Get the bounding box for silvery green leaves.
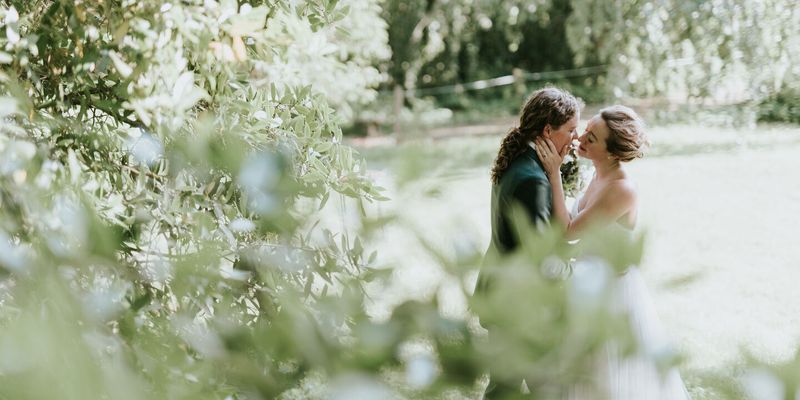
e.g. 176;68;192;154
222;3;269;37
254;1;389;122
0;1;389;398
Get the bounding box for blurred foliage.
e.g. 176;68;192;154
757;85;800;124
382;0;575;90
10;0;797;398
370;0;585;130
0;0;388;397
371;0;800;129
0;0;686;399
567;0;800;101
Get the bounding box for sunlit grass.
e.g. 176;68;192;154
354;123;800;397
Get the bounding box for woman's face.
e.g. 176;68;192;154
577;115;611;160
545;115;579;152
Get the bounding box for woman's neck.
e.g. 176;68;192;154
592;158;622;180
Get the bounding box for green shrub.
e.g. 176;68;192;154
758;86;800;124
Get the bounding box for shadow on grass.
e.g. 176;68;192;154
684;366;747;400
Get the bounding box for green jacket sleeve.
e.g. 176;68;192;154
511;178;551;232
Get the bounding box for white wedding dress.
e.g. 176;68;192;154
566;200;691;400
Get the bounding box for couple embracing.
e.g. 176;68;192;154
477;88;691;399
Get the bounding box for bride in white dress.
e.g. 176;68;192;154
533;105;690;400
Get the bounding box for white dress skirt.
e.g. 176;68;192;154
566;200;691;400
566;264;691;400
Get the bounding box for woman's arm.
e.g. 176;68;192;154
533;137;571;232
534;138;635;239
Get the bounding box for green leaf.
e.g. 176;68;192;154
0;51;13;64
0;97;20;118
315;141;333;153
227;6;268;37
269;83;278;101
319;190;330;209
108;51;132;78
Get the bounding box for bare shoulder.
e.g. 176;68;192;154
597;178;637;207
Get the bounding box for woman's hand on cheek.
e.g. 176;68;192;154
534;138;563;179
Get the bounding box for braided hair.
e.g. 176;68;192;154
490;87;579;184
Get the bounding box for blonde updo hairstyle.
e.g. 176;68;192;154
600;105;648;162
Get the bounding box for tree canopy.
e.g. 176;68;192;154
379;0;799;104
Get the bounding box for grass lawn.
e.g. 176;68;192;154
350;123;800;399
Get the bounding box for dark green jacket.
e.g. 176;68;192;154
476;147;552;294
489;146;553;254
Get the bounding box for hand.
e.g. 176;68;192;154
533;137;569;179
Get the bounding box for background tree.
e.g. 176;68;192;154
376;0;799;124
382;0;576;88
566;0;800;101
